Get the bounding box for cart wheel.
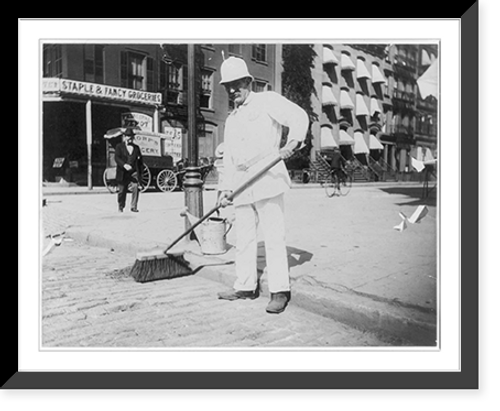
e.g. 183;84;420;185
103;169;118;194
156;169;177;192
139;164;151;192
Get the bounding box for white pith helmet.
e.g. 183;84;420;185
219;56;254;84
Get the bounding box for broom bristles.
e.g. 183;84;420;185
130;252;193;283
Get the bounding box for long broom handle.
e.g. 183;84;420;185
164;154;284;254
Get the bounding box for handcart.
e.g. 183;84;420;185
102;127;216;193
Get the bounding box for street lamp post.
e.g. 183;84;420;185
183;44;204;230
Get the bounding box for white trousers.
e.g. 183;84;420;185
233;193;290;293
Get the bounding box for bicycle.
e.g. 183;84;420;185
322;169;353;197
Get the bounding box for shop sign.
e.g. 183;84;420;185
52;157;65;168
121;112;153;131
42;78;162;105
134;134;161;157
162;127;183;162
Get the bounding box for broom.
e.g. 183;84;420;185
129;154;286;283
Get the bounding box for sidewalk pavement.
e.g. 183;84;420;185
41;180;438;346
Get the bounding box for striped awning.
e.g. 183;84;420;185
371;64;387;85
355;94;370;117
322;85;338;106
340;53;355;71
421;49;432;66
353;131;369;154
339;129;355;145
356;58;371;80
369;134;384;150
417;59;438;99
340;89;354;109
323;46;339;65
370;97;382;116
320;126;339;149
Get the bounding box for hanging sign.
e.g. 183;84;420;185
121;113;153;131
162;127;183;162
134;134;161;157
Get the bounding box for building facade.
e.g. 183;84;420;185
311;42;438;180
41;43;279;187
41;42;437;187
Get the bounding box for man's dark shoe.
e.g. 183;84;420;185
217;289;258;301
131;208;139;212
266;292;290;314
118;207;124;213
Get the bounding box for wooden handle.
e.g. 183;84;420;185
227;155;283;201
164;154;283;254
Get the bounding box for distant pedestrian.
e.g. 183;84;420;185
115;128;143;213
216;56;309;314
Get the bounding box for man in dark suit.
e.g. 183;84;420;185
115;128;143;212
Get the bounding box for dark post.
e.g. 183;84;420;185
183;44;204;229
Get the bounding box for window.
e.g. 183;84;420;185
200;69;214;109
252;44;267;63
228;44;242;55
146;57;154;91
43;45;63;78
84;45;104;83
252;79;270;93
121;51;148;90
161;63;187;105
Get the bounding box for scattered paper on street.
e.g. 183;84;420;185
394;206;429;231
408;205;428;224
393;212;408;231
393;219;407;232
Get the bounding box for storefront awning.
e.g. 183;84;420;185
320;126;339;149
340;89;354;109
370;97;382;116
421;49;432;66
322;85;338;106
339;129;355;145
355;94;370;117
340;53;355;71
371;64;387;85
323;47;339;65
369;134;384;150
353;131;369;154
423;147;436;163
356;58;371;80
417;59;438;99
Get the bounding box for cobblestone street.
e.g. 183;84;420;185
42;239;392;348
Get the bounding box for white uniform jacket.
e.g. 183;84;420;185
218;91;309;206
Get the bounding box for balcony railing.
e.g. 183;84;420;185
393;89;415;102
416;98;438;110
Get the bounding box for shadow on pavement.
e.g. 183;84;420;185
379;185;437;207
256;243;313;273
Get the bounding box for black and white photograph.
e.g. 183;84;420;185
12;13;485;399
39;40;439;349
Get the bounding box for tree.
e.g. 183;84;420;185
281;44;318;170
